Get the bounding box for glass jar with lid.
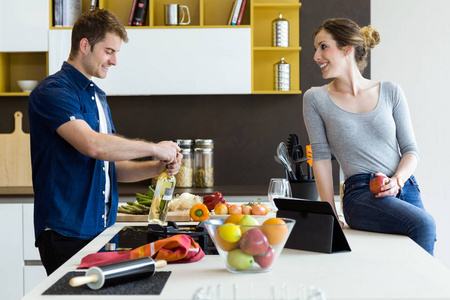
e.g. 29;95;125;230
176;139;193;150
194;139;214;149
194;147;214;188
175;148;193;188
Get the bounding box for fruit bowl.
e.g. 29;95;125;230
204;216;295;273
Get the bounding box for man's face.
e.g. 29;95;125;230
81;32;122;79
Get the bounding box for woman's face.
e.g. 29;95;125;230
313;29;348;79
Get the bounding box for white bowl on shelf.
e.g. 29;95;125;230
17;80;38;93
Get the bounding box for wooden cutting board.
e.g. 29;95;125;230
117;210;192;222
0;111;32;187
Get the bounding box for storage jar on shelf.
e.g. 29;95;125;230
175;148;193;188
194;147;214;188
274;57;290;91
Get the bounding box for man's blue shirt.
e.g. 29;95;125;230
28;61;118;241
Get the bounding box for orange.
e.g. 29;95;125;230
225;213;245;225
214;228;239;252
262;218;288;246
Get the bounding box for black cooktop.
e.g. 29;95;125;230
101;222;217;255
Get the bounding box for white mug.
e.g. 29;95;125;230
165;4;190;25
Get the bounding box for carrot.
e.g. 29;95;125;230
190;203;210;222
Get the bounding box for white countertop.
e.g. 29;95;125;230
23;222;450;300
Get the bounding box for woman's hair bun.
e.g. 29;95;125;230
361;25;380;51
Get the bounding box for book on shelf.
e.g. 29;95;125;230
236;0;247;25
90;0;97;10
128;0;138;26
53;0;63;27
130;0;149;26
228;0;238;25
62;0;82;27
230;0;243;26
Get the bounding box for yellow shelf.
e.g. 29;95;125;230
1;0;301;96
251;0;301;94
0;52;48;94
254;3;302;8
140;25;251;29
253;90;302;94
254;46;302;51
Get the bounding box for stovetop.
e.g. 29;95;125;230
101;222;217;255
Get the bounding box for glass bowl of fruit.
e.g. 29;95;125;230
204;215;295;273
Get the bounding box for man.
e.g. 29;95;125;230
28;9;182;275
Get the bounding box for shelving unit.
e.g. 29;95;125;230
251;0;302;94
0;0;49;95
0;52;48;96
0;0;301;96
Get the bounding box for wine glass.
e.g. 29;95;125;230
268;178;292;211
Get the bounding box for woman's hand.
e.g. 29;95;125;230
374;172;401;198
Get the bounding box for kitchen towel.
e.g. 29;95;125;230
78;234;204;269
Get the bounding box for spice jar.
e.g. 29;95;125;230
194;147;214;188
175;148;193;187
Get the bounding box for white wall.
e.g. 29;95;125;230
371;0;450;268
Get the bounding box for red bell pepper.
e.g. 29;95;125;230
203;191;225;211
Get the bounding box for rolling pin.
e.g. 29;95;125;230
69;257;167;290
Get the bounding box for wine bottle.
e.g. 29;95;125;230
148;171;176;226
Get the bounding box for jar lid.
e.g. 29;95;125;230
176;139;193;146
194;139;214;146
180;148;192;154
194;148;213;153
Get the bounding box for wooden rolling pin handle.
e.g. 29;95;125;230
155;259;167;269
69;274;98;287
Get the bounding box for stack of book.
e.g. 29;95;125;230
228;0;248;25
53;0;82;27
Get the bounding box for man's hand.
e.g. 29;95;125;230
166;152;183;176
152;141;180;163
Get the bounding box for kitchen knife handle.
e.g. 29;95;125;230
69;274;98;287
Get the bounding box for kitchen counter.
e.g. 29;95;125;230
23;222;450;300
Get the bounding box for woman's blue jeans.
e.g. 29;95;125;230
343;173;436;255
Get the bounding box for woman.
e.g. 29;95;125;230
303;18;436;255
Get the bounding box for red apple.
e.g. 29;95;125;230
239;228;269;256
370;175;390;194
254;246;276;268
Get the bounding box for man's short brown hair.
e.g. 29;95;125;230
69;9;128;60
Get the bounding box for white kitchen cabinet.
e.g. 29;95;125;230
23;204;41;260
23;204;47;295
0;0;49;52
48;28;251;95
24;265;47;295
0;204;24;300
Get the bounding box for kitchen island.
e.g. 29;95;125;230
22;222;450;300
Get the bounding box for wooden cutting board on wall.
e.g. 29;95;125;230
0;111;32;187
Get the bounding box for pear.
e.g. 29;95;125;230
227;249;254;270
238;214;259;234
